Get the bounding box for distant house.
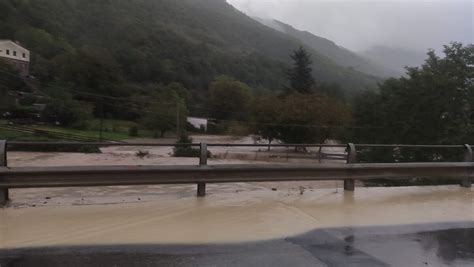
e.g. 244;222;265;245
187;117;208;132
0;40;30;77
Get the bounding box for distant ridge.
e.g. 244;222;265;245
254;17;399;78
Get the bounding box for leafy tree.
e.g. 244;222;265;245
318;82;345;102
208;76;252;121
140;84;187;138
0;59;28;112
253;95;281;148
353;43;474;161
278;93;351;144
286;46;315;94
0;58;28;91
41;86;92;128
252;92;351;145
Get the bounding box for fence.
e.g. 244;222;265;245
0;141;472;205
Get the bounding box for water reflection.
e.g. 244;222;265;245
418;228;474;264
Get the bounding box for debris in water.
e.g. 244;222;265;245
136;150;150;159
299;186;305;195
271;188;277;191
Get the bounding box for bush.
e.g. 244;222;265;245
173;133;211;158
173;133;199;157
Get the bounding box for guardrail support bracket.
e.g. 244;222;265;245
0;189;8;206
197;183;206;197
344;143;357;192
198;143;208;197
462;144;472;188
344;180;355;192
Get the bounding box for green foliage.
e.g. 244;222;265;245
353;43;474;162
208;76;252;121
253;94;351;144
253;95;281;143
0;86;15;113
140;83;188;137
41;86;92;128
128;126;138;137
277;94;352;143
173;133;201;158
0;59;29;110
286;47;315;94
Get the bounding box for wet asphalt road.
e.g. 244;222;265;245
1;222;473;267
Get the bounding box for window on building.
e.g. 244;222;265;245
6;50;9;55
22;53;26;58
13;51;17;56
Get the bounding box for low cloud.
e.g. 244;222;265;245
228;0;473;52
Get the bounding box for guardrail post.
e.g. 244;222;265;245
197;143;207;197
0;140;8;206
462;144;472;188
344;143;356;191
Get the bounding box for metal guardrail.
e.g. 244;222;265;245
1;163;472;188
5;141;468;149
6;141;346;148
0;141;472;205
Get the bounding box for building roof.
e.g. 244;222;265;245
0;40;29;51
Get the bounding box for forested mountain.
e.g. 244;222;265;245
360;46;427;76
0;0;379;95
255;18;398;78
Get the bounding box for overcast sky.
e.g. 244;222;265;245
227;0;473;52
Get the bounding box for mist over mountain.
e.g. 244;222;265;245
255;17;399;78
228;0;473;53
360;46;428;76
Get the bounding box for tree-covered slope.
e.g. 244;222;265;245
0;0;379;93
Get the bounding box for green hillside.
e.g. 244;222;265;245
0;0;379;94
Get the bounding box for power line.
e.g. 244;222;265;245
0;69;434;130
210;118;383;129
0;69;248;116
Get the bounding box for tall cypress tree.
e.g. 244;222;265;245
286;46;315;94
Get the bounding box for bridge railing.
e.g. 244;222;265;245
0;140;472;205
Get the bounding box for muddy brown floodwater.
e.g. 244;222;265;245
1;137;473;255
1;185;473;249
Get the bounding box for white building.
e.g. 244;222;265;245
187;117;208;132
0;40;30;76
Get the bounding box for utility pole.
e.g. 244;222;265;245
176;100;180;138
99;99;104;142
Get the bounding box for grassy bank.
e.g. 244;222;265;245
0;119;155;142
